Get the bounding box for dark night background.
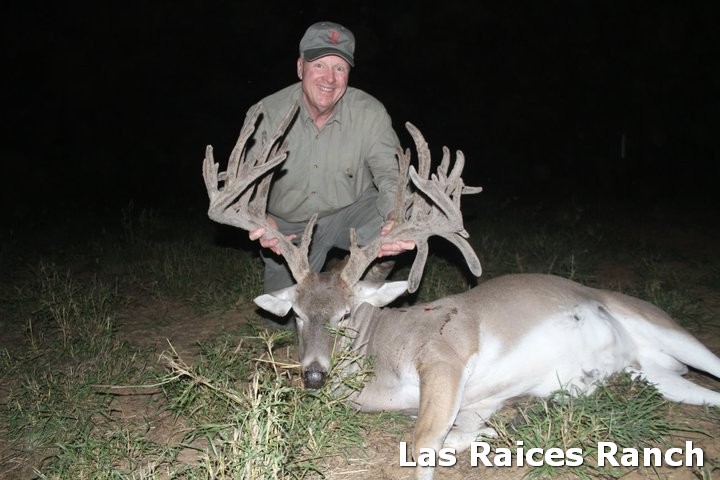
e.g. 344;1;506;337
3;1;719;226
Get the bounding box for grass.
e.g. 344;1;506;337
0;262;154;479
489;373;686;479
0;198;718;479
157;325;385;479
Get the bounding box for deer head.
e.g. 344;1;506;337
203;102;482;388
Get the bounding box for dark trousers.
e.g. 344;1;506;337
262;189;387;292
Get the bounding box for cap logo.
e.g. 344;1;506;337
327;30;341;44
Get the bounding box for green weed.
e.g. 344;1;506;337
489;373;691;479
158;326;383;479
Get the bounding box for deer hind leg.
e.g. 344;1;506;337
627;350;720;406
634;364;720;406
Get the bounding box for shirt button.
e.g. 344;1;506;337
310;191;316;196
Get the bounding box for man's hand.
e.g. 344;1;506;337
378;218;416;258
248;216;296;256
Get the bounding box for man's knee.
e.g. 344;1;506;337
261;252;295;293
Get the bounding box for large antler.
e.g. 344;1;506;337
340;122;483;293
202;103;315;283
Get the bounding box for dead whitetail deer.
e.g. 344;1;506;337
204;103;720;479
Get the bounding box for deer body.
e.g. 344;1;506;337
203;104;720;479
346;273;720;413
267;273;720;461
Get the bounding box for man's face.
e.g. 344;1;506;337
297;54;350;119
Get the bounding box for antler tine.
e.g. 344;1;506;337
226;103;262;182
340;121;483;292
392;146;412;225
413;124;432;180
203;103;313;283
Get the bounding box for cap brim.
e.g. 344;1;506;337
303;47;354;67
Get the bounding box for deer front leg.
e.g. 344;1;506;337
443;403;501;451
412;359;467;480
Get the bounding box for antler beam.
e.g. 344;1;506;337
202;103;315;283
341;122;483;292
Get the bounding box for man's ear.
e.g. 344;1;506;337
296;57;304;79
254;285;297;317
352;280;408;307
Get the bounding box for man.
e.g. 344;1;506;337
246;21;414;293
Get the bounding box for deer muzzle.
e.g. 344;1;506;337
302;361;328;389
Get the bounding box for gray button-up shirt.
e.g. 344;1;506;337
245;83;400;223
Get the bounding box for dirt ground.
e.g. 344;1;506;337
112;249;720;480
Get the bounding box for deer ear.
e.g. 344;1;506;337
353;280;408;307
254;285;297;317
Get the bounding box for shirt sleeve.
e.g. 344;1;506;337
365;108;401;220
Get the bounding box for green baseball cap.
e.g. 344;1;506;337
299;21;355;67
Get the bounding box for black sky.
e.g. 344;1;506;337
3;1;719;217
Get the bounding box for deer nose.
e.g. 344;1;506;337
303;362;328;389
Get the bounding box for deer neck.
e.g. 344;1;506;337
349;302;384;344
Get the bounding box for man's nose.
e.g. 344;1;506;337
322;69;336;83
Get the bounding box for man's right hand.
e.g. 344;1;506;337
248;216;296;256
